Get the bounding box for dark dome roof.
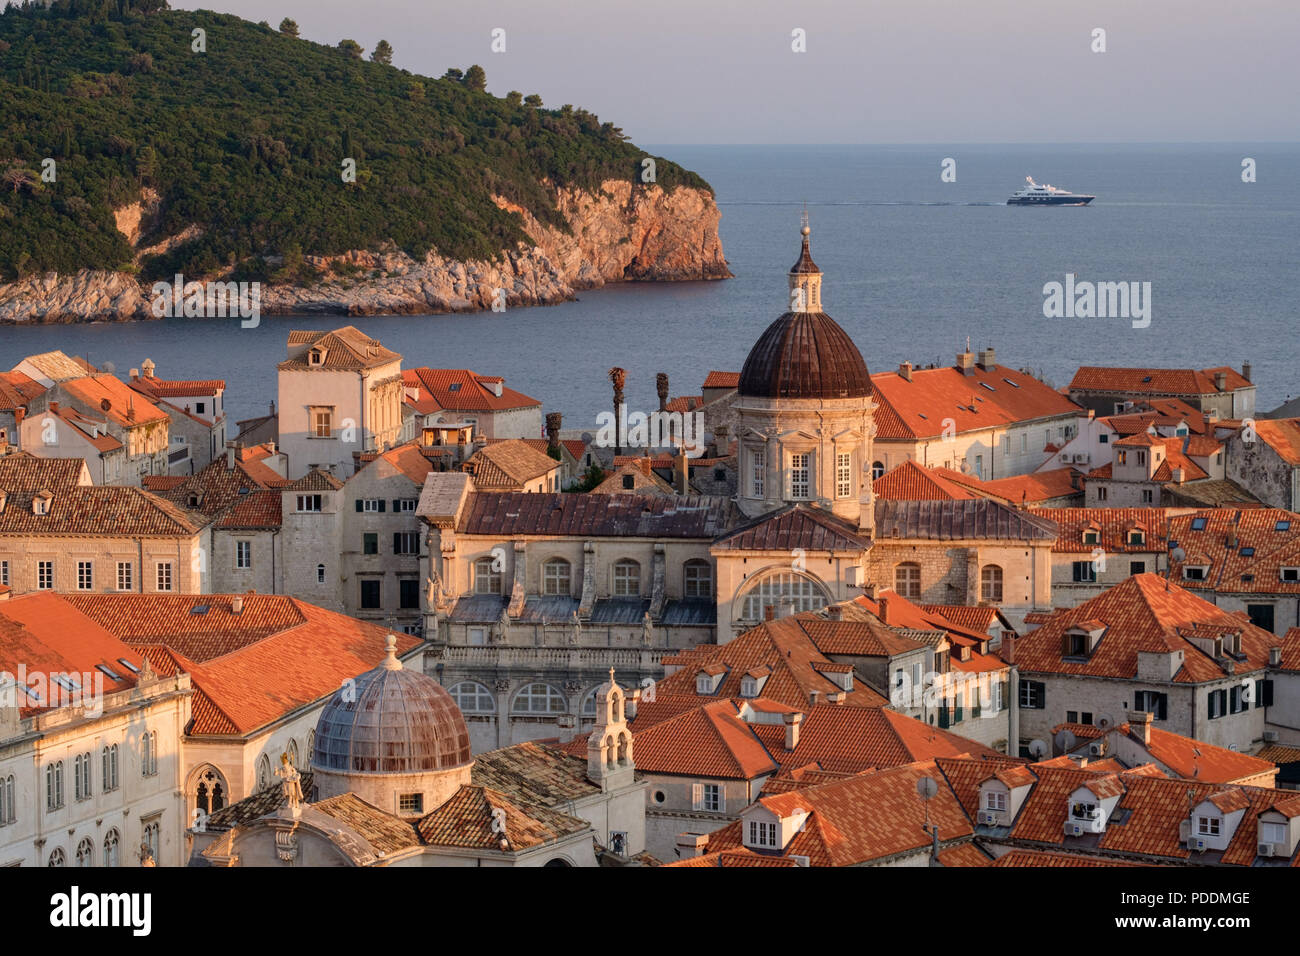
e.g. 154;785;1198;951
313;646;471;774
790;233;820;274
738;311;872;399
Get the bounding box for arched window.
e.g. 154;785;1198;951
612;559;641;597
286;739;299;769
48;847;65;867
738;571;830;621
683;560;713;599
104;829;120;867
76;837;94;867
257;754;272;791
102;744;119;792
143;822;159;861
542;558;572;596
474;557;502;594
895;562;922;599
581;687;599;717
981;564;1004;603
306;730;315;768
316;564;326;584
195;766;228;814
449;681;496;714
46;761;64;810
511;682;567;715
872;461;885;480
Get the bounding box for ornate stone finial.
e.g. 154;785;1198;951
381;633;402;671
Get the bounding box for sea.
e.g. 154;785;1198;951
4;144;1298;432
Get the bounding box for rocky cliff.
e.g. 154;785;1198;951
0;180;729;324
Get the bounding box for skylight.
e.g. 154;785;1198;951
1191;517;1207;531
1240;547;1255;557
1002;378;1021;388
118;658;140;673
980;382;996;392
1277;520;1292;532
96;664;121;681
190;604;210;615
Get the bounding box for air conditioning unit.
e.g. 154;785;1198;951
1192;838;1208;852
790;854;811;867
1064;821;1084;837
1264;731;1280;743
1258;843;1275;858
1088;741;1106;756
978;811;999;826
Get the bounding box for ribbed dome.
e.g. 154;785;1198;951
313;646;471;774
738;311;872;399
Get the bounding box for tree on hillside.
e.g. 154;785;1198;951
442;67;463;82
371;39;393;65
524;93;542;107
278;18;299;38
505;90;522;108
463;64;486;91
338;39;363;59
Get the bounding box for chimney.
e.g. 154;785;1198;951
626;688;640;721
1242;362;1253;383
898;361;913;382
779;597;796;619
956;350;975;376
545;412;562;456
808;690;821;708
675;833;708;860
877;595;889;623
825;604;842;622
1171;466;1185;484
977;346;997;371
673;447;689;495
862;582;878;600
130;368;140;381
1271;646;1282;667
764;605;775;622
1128;710;1152;745
231;594;244;614
225;442;236;468
656;372;669;412
1214;371;1227;392
49;401;60;414
828;691;846;705
142;358;155;379
1002;634;1016;665
783;712;802;750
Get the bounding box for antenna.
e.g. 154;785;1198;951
916;776;938;835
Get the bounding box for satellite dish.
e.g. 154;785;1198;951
1096;713;1115;730
1053;729;1076;753
1028;739;1048;759
102;360;116;374
100;398;112;412
916;777;938;800
1170;546;1187;563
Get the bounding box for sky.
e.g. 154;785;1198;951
176;0;1297;144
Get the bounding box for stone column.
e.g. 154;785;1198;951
494;678;512;749
578;541;596;619
649;544;666;619
507;538;527;617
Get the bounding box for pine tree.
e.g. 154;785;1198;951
371;39;392;66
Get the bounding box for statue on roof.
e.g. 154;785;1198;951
276;751;304;814
641;611;655;647
568;610;582;646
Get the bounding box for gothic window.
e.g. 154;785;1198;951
143;821;160;861
895;562;922;599
287;739;299;769
48;847;65;867
738;571;830;621
258;754;272;790
0;774;13;824
104;829;120;867
511;683;567;715
102;744;119;791
981;565;1004;603
613;559;641;597
683;560;712;599
76;838;94;867
542;558;571;595
449;681;496;714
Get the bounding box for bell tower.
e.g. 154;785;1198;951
789;210;823;313
587;669;635;791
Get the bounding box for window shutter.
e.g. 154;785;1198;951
1134;691;1143;710
378;499;386;512
692;784;703;811
1157;694;1168;721
355;499;363;512
393;533;402;554
717;790;725;814
392;498;401;511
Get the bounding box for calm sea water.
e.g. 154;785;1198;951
3;144;1297;431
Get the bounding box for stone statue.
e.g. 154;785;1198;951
493;605;510;643
425;574;438;606
641;612;654;647
276;752;304;813
138;842;155;867
568;610;582;646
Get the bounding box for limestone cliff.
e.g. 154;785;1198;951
0;180;729;324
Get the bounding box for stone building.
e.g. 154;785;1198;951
1225;418;1300;512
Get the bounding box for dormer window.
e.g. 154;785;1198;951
33;492;52;515
308;347;327;366
1128;531;1145;547
696;668;724;695
985;790;1006;811
1183;565;1208;581
1082;529;1099;545
1281;566;1300;583
740;676;758;697
747;820;778;848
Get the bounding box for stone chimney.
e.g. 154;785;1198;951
808;689;821;707
656;372;669;413
545;412;562;456
1214;371;1227;392
877;595;890;623
956;349;975;376
1001;634;1016;665
1243;362;1253;383
231;594;244;614
1271;646;1283;667
977;346;997;372
673;448;689;495
825;604;842;622
225;441;236;468
898;361;913;382
764;604;776;622
783;712;802;750
626;687;640;721
1171;466;1185;484
676;833;708;859
142;358;155;379
1128;710;1152;745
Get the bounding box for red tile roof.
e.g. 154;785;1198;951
279;327;401;371
1253;419;1300;466
871;363;1081;441
1014;574;1272;683
0;371;46;411
0;485;200;536
702;371;740;389
872;460;982;501
59;375;169;427
0;453;90;489
1070;366;1252;397
980;467;1083;504
1036;507;1174;553
403;367;540;413
462;439;559;489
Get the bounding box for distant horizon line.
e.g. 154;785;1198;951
642;141;1300;148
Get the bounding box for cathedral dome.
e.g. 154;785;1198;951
313;636;472;774
737;220;872;400
738;311;872;399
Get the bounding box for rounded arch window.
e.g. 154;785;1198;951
195;766;227;814
612;559;641;597
738;570;830;621
581;686;600;716
104;829;121;867
449;680;496;714
895;562;922;599
872;461;886;480
511;682;567;715
981;564;1004;603
257;754;272;791
316;564;326;584
542;558;572;596
286;738;299;769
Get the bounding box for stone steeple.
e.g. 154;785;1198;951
788;210;822;313
586;668;635;792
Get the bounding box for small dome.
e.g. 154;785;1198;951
313;638;471;774
738;311;872;399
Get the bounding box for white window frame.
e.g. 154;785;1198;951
37;560;54;590
116;561;133;591
542;559;571;596
835;451;852;498
751;446;766;497
789;452;810;499
155;562;173;592
613;559;641;597
235;540;252;570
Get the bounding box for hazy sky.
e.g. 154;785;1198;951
178;0;1297;144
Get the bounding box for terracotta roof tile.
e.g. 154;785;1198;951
278;327;400;371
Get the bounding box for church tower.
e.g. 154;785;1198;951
789;210;823;312
586;669;635;792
